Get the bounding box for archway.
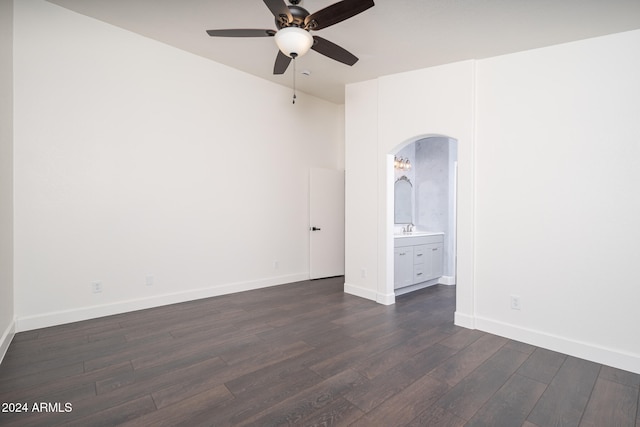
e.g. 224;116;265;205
384;134;458;299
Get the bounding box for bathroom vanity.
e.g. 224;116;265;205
394;232;444;290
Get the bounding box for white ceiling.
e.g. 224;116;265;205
47;0;640;104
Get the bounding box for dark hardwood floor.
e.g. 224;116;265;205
1;277;638;426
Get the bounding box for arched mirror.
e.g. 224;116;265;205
394;176;413;224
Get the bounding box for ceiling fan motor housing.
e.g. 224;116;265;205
275;5;311;29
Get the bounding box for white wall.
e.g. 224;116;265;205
345;30;640;373
475;30;640;373
345;61;476;310
344;80;380;301
0;0;15;361
13;0;343;330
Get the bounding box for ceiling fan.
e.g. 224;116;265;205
206;0;375;75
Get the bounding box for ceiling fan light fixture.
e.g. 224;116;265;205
274;27;313;58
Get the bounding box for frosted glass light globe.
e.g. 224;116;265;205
275;27;314;58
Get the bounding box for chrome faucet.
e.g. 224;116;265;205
404;223;414;233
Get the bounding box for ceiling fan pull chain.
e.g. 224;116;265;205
292;53;297;104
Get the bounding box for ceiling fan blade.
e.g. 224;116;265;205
206;29;276;37
273;50;292;74
305;0;374;31
311;36;358;66
263;0;293;24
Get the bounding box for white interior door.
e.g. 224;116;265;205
309;168;345;279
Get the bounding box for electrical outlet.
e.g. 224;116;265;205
273;261;279;270
510;295;521;310
145;275;154;286
361;268;367;278
91;281;102;294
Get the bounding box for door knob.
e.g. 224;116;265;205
310;227;321;231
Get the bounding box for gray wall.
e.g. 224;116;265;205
415;137;457;278
416;138;450;231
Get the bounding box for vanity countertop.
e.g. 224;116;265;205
394;231;444;238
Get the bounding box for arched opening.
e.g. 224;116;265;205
386;134;458;298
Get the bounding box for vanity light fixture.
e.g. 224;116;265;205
394;156;411;171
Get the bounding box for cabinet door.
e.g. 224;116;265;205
394;246;414;289
429;243;444;279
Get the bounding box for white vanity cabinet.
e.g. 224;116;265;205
394;233;444;290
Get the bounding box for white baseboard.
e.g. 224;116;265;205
394;276;456;299
344;282;378;302
454;311;476;329
0;319;15;365
15;273;308;332
475;315;640;375
376;291;395;305
343;282;396;305
395;279;439;296
438;275;456;286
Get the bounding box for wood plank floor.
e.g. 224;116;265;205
1;277;639;426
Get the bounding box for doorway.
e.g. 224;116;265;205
388;136;458;296
309;168;345;279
